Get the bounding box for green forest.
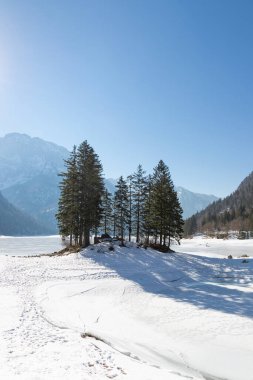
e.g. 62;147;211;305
184;171;253;238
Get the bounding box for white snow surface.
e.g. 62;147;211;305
0;239;253;379
172;237;253;258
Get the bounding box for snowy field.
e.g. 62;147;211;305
0;238;253;379
172;237;253;258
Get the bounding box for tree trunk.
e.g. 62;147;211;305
159;231;162;246
104;214;107;234
147;230;150;244
128;225;131;242
136;198;141;242
84;227;90;247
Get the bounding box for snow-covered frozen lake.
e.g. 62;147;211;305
0;238;253;379
0;235;64;256
172;237;253;258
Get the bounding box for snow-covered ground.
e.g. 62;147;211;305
172;237;253;258
0;235;64;256
0;238;253;379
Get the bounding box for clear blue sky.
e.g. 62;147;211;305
1;0;253;197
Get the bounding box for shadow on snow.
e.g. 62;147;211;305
81;244;253;319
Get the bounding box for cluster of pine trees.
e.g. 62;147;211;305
57;141;184;249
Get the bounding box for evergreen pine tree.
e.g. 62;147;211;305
76;141;104;247
127;175;133;242
147;160;183;249
56;146;79;246
114;176;129;243
167;187;184;246
100;189;113;235
131;165;148;243
143;175;153;244
57;141;104;247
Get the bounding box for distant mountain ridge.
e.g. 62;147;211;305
0;133;69;233
0;133;219;235
0;191;51;236
0;133;68;189
2;173;61;232
176;186;218;219
184;171;253;236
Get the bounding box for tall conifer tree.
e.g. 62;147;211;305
100;189;113;235
56;146;79;245
114;176;129;242
146;160;183;248
132;165;147;242
127;175;133;242
57;141;104;247
76;141;104;246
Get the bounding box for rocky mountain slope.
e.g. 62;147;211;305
176;186;218;219
0;191;51;236
0;133;68;189
0;133;68;233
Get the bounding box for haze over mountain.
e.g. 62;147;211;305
0;133;69;189
0;133;218;234
176;187;218;219
0;133;68;233
0;191;51;236
184;171;253;236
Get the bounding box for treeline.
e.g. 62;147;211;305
57;140;184;248
184;171;253;236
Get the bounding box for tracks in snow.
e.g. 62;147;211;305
0;256;126;379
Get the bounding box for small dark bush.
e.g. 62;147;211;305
149;243;171;253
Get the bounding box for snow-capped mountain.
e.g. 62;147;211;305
176;186;218;219
104;178;118;194
0;133;69;233
0;133;69;190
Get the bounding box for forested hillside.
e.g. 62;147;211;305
184;171;253;236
